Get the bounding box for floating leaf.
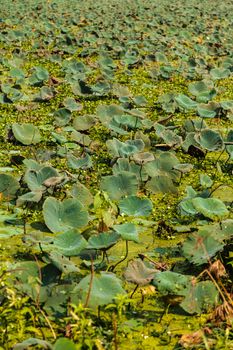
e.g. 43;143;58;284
43;197;89;233
175;94;197;110
73;114;96;131
100;171;138;200
12;123;41;145
24;166;58;191
75;272;126;309
53;230;88;256
67;153;92;170
153;271;193;296
182;230;224;265
146;175;177;194
54;108;72;126
113;223;139;242
192;197;228;220
87;231;120;250
13;338;52;350
69;182;93;207
119;196;153;217
195;129;224;151
0;174;20;199
210;67;230;80
45;251;80;274
180;281;219;314
197;102;219;118
54;338;76;350
199;174;213;188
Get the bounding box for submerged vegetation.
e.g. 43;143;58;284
1;0;233;348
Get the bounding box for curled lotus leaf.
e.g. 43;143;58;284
194;129;224;151
197;102;219;118
175;94;197;110
210;67;231;80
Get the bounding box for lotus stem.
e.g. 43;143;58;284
110;240;129;272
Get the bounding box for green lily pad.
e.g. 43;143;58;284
113;223;139;242
175;94;197;110
24;166;58;191
43;197;89;233
75;272;126;309
87;231;120;250
195;129;224;151
100;171;139;200
192;197;229;220
153;271;193;296
53;230;88;256
119;196;153;217
182;230;224;265
180;281;219;314
12;123;41;145
0;174;20;199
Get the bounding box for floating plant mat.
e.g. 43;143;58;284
1;0;233;348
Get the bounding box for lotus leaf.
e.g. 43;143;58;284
17;191;42;206
153;271;193;296
12;123;41;145
54;108;72;126
13;338;52;350
75;272;126;309
87;231;120;250
73;114;96;131
67;153;92;170
146;175;177;194
71;130;92;146
113;223;139;242
124;259;157;285
119;196;153;217
199;174;213;188
192;197;228;220
182;230;224;265
175;94;197;110
226;130;233;160
100;171;139;200
24;166;58;191
197;102;219;118
180;281;219;314
113;158;148;181
195;129;224;151
69;182;93;207
0;173;20;199
188;80;216;102
52;230;87;256
43;197;89;233
210;67;230;80
64;97;82;111
54;338;76;350
44;251;80;274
